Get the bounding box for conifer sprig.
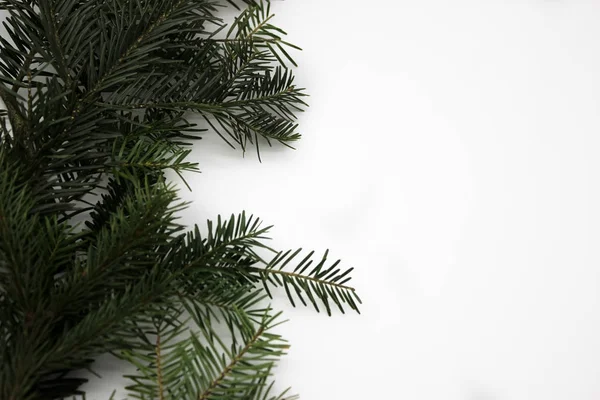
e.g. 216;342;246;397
0;1;359;399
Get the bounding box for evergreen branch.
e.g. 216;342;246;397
83;177;135;234
227;1;299;67
46;272;175;371
10;49;36;92
109;137;199;189
189;307;288;400
257;262;356;291
245;14;274;41
155;332;165;400
180;212;274;271
0;1;360;398
122;304;288;400
246;372;298;400
0;84;26;137
181;282;268;327
248;249;362;316
3;271;173;400
224;85;304;108
212;38;289;44
117;307;191;399
38;0;72;86
196;326;266;400
70;0;190;116
53;181;185;321
0;152;72;311
200;109;300;157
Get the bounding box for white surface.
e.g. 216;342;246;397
7;1;600;399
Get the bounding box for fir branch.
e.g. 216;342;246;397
9;48;36;92
249;249;362;315
180;212;274;271
189;307;289;400
68;0;197;120
196;325;269;400
0;84;26;137
38;0;72;86
121;304;289;400
227;0;299;67
0;1;360;398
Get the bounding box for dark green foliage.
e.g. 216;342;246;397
0;1;360;399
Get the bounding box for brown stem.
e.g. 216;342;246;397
197;325;266;400
248;266;356;291
156;332;165;400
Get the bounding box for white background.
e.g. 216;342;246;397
6;1;600;399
